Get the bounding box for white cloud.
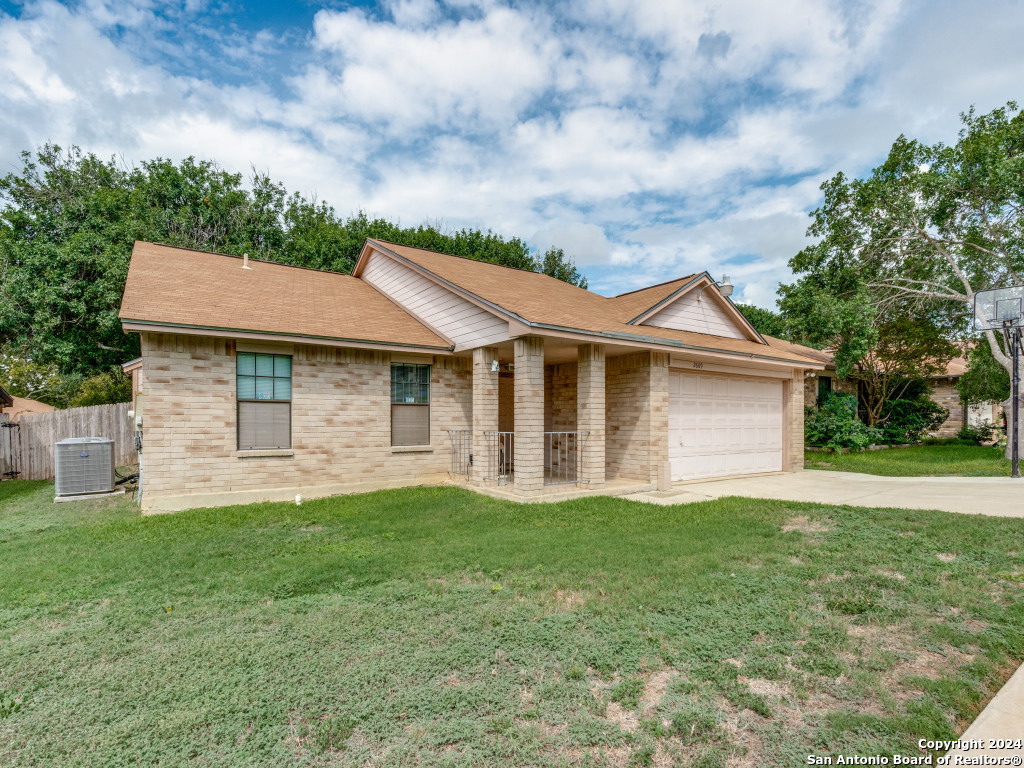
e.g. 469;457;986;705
1;0;1022;307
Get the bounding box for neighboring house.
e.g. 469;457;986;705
803;351;999;438
119;240;826;513
928;355;1000;437
0;385;55;420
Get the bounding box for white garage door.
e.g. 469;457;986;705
669;370;784;481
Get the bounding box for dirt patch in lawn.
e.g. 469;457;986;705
640;669;676;714
739;675;792;699
782;516;834;534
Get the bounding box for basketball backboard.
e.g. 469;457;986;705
974;286;1024;331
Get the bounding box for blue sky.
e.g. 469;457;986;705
1;0;1021;304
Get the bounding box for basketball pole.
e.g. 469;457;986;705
1013;326;1020;479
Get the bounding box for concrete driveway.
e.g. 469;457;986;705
626;470;1024;517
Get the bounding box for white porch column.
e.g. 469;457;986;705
471;347;499;484
577;343;605;488
513;336;545;495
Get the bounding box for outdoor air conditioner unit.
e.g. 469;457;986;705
55;437;115;497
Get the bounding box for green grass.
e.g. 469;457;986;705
1;481;1023;766
806;443;1011;476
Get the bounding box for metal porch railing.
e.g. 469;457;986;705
544;430;589;485
483;430;514;484
447;429;471;479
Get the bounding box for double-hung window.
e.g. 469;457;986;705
237;352;292;449
391;363;430;446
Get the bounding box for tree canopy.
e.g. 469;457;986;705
0;145;587;403
781;102;1024;445
735;304;791;340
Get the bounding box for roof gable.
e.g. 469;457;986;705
355;240;825;366
625;273;764;343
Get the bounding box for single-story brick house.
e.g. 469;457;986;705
119;240;826;513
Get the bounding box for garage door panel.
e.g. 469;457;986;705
669;370;784;482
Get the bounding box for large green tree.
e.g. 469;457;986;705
736;304;791;340
782;102;1024;454
0;145;586;395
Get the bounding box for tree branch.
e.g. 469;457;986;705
866;282;967;302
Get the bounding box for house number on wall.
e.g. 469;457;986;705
692;362;704;370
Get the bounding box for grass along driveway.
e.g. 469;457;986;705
806;443;1011;477
1;482;1023;767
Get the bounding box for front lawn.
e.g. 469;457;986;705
1;481;1023;767
806;443;1011;477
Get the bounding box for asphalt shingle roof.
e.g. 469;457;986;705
119;242;450;349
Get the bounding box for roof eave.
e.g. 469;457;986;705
518;320;824;368
121;319;454;354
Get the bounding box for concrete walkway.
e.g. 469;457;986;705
626;470;1024;517
945;661;1024;762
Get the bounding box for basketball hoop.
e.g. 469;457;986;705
973;286;1024;331
973;286;1024;478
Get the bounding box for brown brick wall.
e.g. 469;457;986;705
606;351;663;483
513;336;545;495
140;332;471;510
577;344;606;488
545;362;577;432
930;379;964;438
787;371;805;471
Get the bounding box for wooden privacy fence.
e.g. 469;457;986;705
0;402;137;481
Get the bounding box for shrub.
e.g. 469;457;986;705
806;392;881;451
957;421;995;445
877;396;948;444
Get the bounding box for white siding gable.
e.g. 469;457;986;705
361;251;509;350
642;290;747;340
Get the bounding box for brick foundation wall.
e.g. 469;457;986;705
140;332;471;509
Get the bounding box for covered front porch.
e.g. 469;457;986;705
447;335;669;497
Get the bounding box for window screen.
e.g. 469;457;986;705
237;352;292;449
391;363;430;446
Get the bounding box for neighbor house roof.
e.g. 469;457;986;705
7;396;54;416
0;386;54;418
815;350;971;378
119;242;450;350
759;335;833;365
363;240;826;366
937;355;969;378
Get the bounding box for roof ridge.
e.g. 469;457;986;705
612;273;702;298
370;239;602;297
138;241;356;278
